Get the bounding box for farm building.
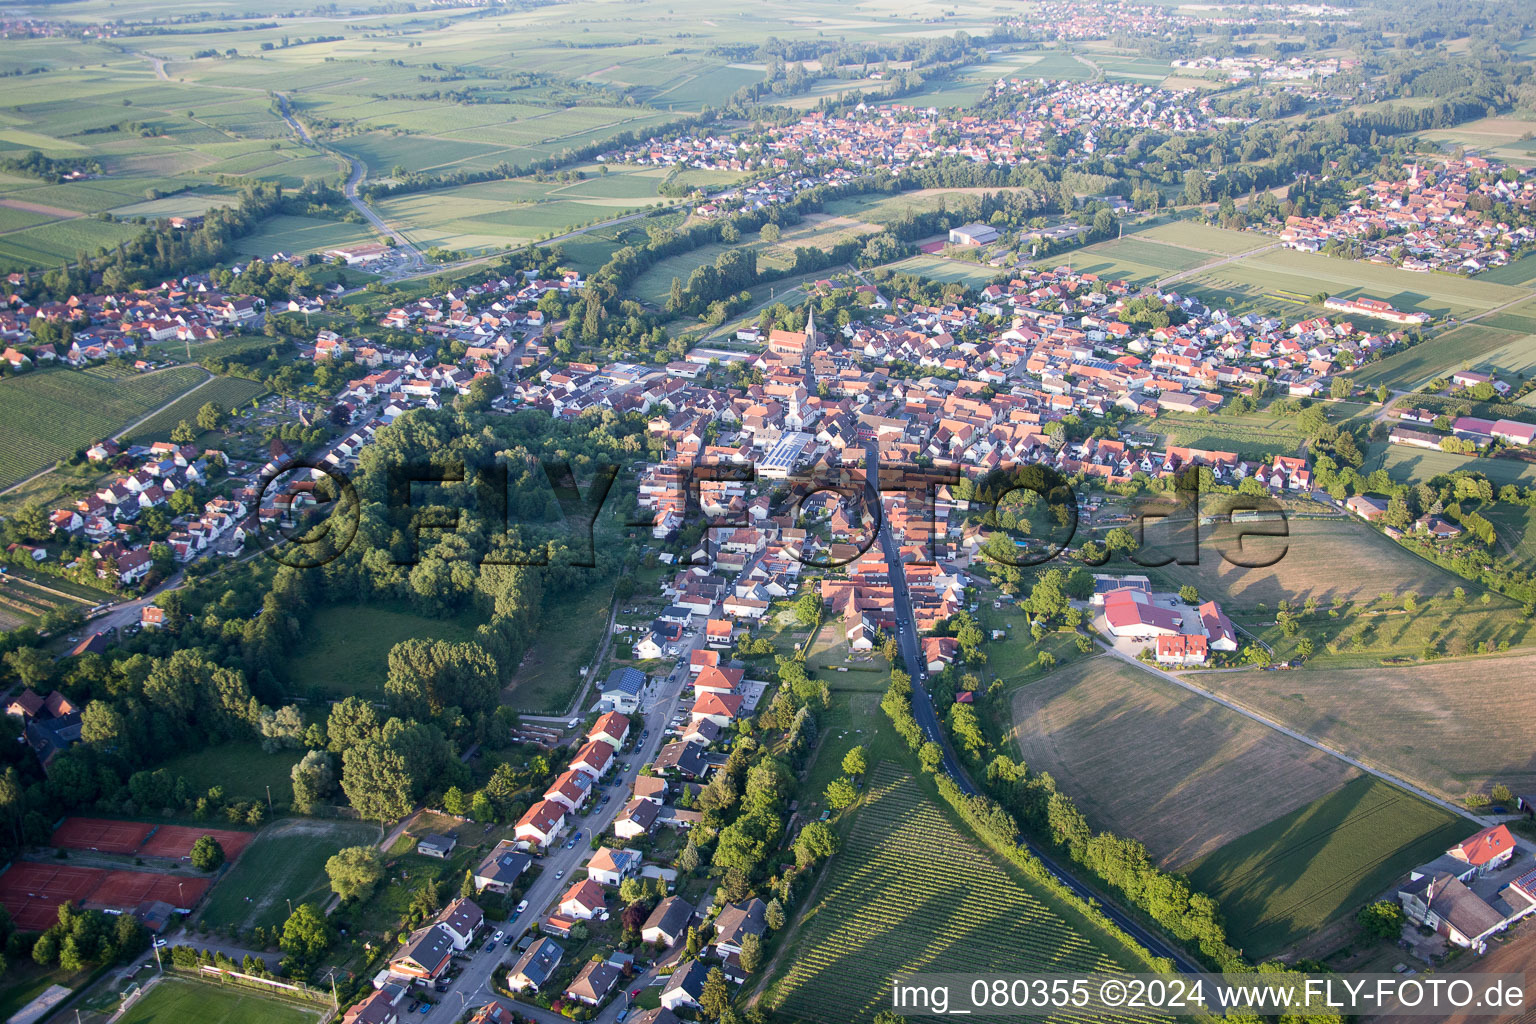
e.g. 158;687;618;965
1102;588;1182;638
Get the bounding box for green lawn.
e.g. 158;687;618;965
117;977;326;1024
287;601;487;699
1186;777;1475;959
198;819;379;933
154;742;304;807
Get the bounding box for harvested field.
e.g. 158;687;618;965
1202;651;1536;800
50;818;255;861
1007;657;1359;867
1153;518;1462;612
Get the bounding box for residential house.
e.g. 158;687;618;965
474;840;531;893
564;961;620;1007
586;846;642;887
557;879;606;921
641;895;694;946
433;898;483;950
712;898;766;958
513;799;567;850
661;959;710;1011
507;938;563;993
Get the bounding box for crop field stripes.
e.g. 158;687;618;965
768;764;1162;1024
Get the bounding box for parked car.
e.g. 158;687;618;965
492;930;504;943
515;899;528;915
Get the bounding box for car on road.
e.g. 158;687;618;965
492;930;504;943
502;934;514;945
555;869;564;880
572;830;582;842
515;899;528;915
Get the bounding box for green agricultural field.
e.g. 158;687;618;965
1147;411;1306;458
1368;442;1536;487
1477;253;1536;287
231;215;379;260
117;977;326;1024
1186;777;1474;958
1353;324;1526;390
884;253;1001;288
0;366;208;487
287;601;488;699
131;377;268;442
1132;220;1271;256
199;819;379;932
765;765;1155;1024
1185;248;1527;321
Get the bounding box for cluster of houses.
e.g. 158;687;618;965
1000;0;1226;41
1273;159;1536;275
1169;54;1350;82
0;272;270;362
1091;573;1239;665
32;440;247;586
1396;823;1536;955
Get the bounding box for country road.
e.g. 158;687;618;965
861;440;1207;976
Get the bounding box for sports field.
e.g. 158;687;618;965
764;765;1152;1024
199;819;378;932
117;977;326;1024
0;366;208;487
1187;777;1474;957
1203;650;1536;799
1008;657;1361;868
50;818;255;861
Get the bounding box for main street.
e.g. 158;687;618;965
423;579;735;1022
859;440;1204;975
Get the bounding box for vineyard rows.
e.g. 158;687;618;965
132;377;267;442
0;366;207;486
768;765;1162;1024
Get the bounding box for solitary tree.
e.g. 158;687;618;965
190;835;225;872
325;845;385;902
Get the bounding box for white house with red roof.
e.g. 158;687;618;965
692;665;743;696
542;769;594;814
570;739;616;780
689;692;743;729
922;636;959;672
557;879;607;920
513;799;567;850
587;712;630;749
1448;824;1516;875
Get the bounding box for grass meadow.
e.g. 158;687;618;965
130;377;267;442
1187;777;1474;958
287;602;488;699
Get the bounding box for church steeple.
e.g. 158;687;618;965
804;303;816;343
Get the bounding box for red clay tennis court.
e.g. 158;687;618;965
138;825;254;861
50;818;254;861
48;818;155;855
0;862;104;930
90;870;210;909
0;862;213;930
